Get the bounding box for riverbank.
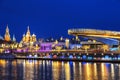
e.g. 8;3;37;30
14;57;120;63
0;53;120;63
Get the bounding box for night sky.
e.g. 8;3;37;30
0;0;120;41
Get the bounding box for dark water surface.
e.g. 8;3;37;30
0;59;119;80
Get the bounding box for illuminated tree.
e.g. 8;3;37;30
102;45;109;52
55;46;62;52
82;45;90;53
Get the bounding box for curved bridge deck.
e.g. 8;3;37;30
68;29;120;39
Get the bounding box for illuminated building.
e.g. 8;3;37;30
4;25;11;41
81;40;104;49
40;43;52;50
21;26;37;43
65;38;70;49
17;26;38;52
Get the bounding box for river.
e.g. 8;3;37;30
0;59;119;80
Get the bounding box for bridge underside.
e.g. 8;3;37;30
68;29;120;46
70;33;120;39
83;36;119;46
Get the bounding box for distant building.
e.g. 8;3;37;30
81;40;104;49
40;42;52;50
65;38;70;49
70;44;82;49
21;26;37;43
4;25;11;41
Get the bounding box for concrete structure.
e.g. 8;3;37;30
68;29;120;46
68;29;120;39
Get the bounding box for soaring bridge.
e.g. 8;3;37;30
68;29;120;39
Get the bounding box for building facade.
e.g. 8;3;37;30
21;26;37;43
4;26;11;41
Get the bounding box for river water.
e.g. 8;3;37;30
0;59;119;80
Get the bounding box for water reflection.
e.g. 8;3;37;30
0;59;120;80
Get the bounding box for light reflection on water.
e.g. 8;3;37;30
0;59;120;80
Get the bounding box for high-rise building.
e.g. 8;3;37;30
4;25;11;41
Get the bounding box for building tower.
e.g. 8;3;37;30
32;34;36;42
65;38;70;49
4;25;11;41
26;26;31;42
26;26;31;36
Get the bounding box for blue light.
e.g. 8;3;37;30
105;63;110;68
69;61;73;65
61;56;65;58
69;55;73;59
49;55;52;58
117;57;120;60
110;48;118;51
88;56;93;60
118;55;120;60
82;55;87;59
105;55;109;60
77;56;80;59
109;57;112;60
115;57;117;60
82;62;87;65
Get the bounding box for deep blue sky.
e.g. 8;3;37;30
0;0;120;41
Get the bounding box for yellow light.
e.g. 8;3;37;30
93;63;98;79
111;64;114;78
65;62;70;80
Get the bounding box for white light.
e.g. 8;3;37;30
34;54;38;57
29;55;32;57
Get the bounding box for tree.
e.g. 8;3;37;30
82;45;90;53
102;45;109;52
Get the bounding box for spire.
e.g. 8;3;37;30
13;35;16;42
6;25;9;32
27;26;30;32
26;26;31;36
4;25;11;41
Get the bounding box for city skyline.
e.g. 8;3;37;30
0;0;120;41
0;1;120;80
1;25;120;42
0;25;70;42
